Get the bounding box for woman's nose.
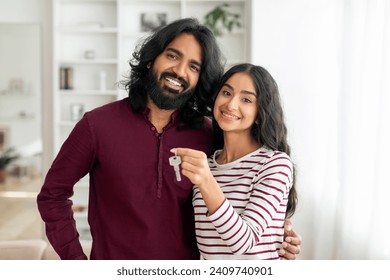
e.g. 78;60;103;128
227;97;239;110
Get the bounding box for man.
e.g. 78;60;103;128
37;18;300;260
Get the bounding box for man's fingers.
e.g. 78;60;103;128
285;235;302;246
282;241;301;255
279;248;297;260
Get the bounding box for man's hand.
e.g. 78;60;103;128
279;219;302;260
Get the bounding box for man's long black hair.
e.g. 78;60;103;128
123;18;225;128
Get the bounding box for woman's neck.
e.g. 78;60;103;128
216;132;261;164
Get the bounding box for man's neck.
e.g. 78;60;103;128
147;98;175;133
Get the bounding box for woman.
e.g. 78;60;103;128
173;63;297;260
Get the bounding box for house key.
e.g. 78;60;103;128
169;155;182;181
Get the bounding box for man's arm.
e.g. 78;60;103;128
279;219;302;260
37;116;95;260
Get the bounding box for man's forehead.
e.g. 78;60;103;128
165;33;203;63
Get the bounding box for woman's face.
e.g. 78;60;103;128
213;72;258;135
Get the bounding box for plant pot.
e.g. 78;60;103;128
0;169;7;183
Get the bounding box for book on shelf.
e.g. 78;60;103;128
59;67;74;90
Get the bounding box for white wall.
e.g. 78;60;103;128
251;0;390;260
0;0;53;173
251;0;344;259
0;24;41;150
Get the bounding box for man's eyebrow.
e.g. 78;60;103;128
223;83;257;97
166;47;202;68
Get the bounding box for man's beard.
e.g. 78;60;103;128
146;70;195;110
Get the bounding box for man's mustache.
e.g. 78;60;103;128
160;72;189;91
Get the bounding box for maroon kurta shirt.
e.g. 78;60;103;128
37;98;213;259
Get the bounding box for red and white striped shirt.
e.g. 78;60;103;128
192;146;293;260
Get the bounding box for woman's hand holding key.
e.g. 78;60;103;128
170;148;213;187
171;148;225;215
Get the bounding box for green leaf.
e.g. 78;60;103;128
0;147;20;169
203;3;242;36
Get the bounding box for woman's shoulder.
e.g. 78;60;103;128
256;147;293;170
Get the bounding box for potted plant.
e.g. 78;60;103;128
204;3;242;36
0;147;19;183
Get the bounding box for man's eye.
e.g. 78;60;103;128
167;53;178;60
190;65;200;73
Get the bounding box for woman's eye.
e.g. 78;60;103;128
242;98;252;103
222;90;231;96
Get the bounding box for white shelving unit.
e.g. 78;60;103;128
53;0;120;240
53;0;120;153
52;0;251;240
118;0;251;77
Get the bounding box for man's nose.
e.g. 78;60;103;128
172;61;187;78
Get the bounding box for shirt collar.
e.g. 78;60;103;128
142;107;180;125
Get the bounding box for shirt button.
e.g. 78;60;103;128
151;127;156;131
155;133;159;137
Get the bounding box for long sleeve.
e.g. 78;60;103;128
207;153;292;255
194;148;292;259
37;115;96;260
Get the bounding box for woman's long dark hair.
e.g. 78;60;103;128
212;63;297;218
122;18;224;128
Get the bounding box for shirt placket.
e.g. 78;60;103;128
157;131;164;198
147;116;176;199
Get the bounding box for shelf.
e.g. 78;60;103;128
121;32;150;39
58;59;118;65
0;114;35;121
59;27;118;33
59;89;118;96
186;0;247;2
58;121;76;127
73;209;88;219
61;0;116;3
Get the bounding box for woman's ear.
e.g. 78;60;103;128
147;62;151;69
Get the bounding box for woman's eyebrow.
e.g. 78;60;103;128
223;83;256;97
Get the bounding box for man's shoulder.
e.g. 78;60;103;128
202;116;212;129
84;98;135;126
89;98;129;114
202;117;213;132
85;98;135;119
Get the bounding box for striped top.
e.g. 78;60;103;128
192;146;293;260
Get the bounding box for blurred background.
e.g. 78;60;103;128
0;0;389;259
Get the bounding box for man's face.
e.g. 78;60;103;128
147;33;203;110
